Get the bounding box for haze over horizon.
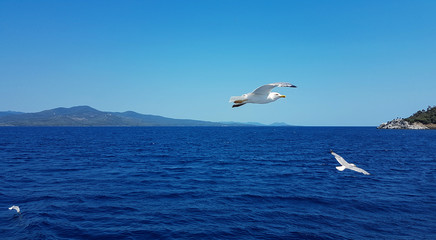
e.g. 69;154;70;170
1;1;435;126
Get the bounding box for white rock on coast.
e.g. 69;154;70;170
377;118;429;129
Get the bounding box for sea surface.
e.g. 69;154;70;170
1;127;435;240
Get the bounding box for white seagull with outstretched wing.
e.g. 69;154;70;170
330;150;370;175
229;82;297;108
9;205;20;213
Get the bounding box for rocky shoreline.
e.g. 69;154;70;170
377;118;429;130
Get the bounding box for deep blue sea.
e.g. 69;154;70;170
1;127;435;240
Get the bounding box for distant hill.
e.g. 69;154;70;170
0;111;24;117
219;121;294;127
0;106;254;127
269;122;293;127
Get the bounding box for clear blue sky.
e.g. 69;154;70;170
1;0;435;126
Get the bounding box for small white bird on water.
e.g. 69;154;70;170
229;82;297;108
9;205;20;213
330;150;370;175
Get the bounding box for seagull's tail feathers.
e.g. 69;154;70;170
229;96;244;103
336;166;346;171
230;96;248;108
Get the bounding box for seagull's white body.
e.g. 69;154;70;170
229;82;297;108
9;205;20;213
330;150;370;175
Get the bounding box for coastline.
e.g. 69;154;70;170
377;118;432;130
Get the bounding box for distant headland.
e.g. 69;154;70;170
0;106;291;127
378;106;436;130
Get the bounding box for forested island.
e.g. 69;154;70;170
378;106;436;129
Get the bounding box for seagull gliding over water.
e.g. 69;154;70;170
229;82;297;108
330;150;370;175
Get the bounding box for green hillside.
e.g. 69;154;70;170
405;106;436;125
0;106;253;127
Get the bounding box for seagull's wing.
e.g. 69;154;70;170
331;151;349;166
348;166;370;175
252;82;296;95
9;205;20;213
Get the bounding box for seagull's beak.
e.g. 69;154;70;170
280;95;286;98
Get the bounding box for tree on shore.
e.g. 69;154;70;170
405;106;436;124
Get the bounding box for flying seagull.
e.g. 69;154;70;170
229;82;297;108
330;150;370;175
9;205;20;213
